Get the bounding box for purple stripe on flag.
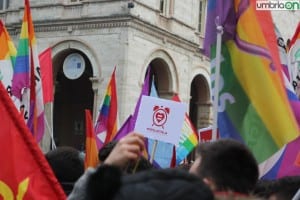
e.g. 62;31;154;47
114;115;134;140
277;136;300;178
203;0;236;56
12;55;30;99
27;103;45;142
133;67;151;119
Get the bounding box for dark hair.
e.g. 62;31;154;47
254;176;300;200
252;179;276;198
98;140;118;162
114;168;214;200
98;140;153;174
45;146;84;195
196;139;259;194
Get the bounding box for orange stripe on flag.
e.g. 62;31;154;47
295;151;300;167
85;109;100;169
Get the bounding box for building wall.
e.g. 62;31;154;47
1;0;298;151
271;10;300;41
2;0;211;151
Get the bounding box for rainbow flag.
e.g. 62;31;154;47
288;22;300;98
0;21;17;97
259;24;300;179
94;67;118;149
205;0;299;167
172;94;198;165
84;109;99;169
12;0;45;142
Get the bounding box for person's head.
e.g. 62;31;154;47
268;176;300;200
45;146;84;195
252;179;277;198
189;139;259;194
114;168;214;200
68;165;214;200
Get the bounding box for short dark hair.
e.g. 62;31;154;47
115;168;214;200
196;139;259;194
45;146;84;195
257;176;300;200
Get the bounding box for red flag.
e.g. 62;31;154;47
0;82;66;199
39;47;53;103
85;109;100;169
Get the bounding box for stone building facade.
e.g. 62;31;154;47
1;0;211;151
0;0;299;151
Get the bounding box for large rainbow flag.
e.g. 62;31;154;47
0;21;17;97
204;0;300;178
11;0;45;142
94;67;118;149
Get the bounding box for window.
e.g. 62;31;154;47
0;0;9;10
160;0;165;13
198;0;207;33
159;0;171;16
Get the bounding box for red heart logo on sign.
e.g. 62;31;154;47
155;112;164;122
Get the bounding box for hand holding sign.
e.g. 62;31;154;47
134;96;186;145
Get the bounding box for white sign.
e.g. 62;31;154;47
134;95;186;145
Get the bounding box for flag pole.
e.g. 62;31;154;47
212;17;223;141
292;188;300;200
150;140;158;164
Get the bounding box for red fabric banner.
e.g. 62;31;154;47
0;82;66;199
39;47;53;103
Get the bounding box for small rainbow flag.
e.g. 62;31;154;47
94;67;118;149
0;21;17;96
12;0;45;142
172;94;198;165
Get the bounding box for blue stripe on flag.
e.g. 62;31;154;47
14;56;29;73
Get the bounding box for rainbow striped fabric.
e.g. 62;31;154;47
205;0;299;166
172;94;198;165
94;67;118;149
0;21;17;96
12;0;45;142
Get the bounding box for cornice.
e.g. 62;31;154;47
6;14;200;53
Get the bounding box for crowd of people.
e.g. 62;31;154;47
45;132;300;200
